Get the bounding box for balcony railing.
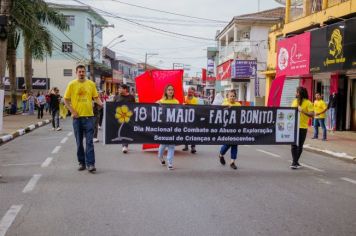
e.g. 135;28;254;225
218;41;255;64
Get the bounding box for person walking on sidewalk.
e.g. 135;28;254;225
113;84;136;153
157;84;179;170
290;87;314;169
28;91;35;115
36;92;46;119
50;87;62;131
183;86;198;153
64;65;103;173
328;92;338;131
218;89;241;170
313;93;328;141
21;90;28;113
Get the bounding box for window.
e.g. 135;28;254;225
87;18;92;30
95;27;102;39
62;42;73;52
64;15;75;26
63;69;73;77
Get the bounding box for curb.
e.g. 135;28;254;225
304;144;356;162
0;119;51;145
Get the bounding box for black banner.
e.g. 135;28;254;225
104;102;299;145
17;77;50;90
310;17;356;72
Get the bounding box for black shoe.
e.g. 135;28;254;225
78;164;86;171
230;162;237;170
182;147;189;151
219;155;226;165
290;164;298;169
191;147;196;154
88;165;96;173
160;159;166;166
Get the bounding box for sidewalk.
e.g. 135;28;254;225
304;128;356;161
0;113;52;144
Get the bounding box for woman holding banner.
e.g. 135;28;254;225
218;90;241;170
290;87;314;169
157;84;179;170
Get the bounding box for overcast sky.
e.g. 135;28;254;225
50;0;282;75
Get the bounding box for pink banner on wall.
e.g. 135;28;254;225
267;75;286;107
330;74;339;94
277;32;311;77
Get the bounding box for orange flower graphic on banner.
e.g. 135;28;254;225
115;105;133;123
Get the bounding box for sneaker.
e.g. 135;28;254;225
93;138;99;143
78;164;86;171
182;147;189;151
230;162;237;170
56;127;62;131
88;165;96;173
219;155;226;165
159;158;166;166
122;146;128;154
168;165;174;170
296;163;302;169
98;126;101;130
290;165;298;169
51;128;55;131
191;147;197;154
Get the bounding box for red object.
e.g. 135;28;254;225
202;68;207;82
135;69;184;149
216;60;232;80
330;74;339;94
300;76;313;101
267;75;286;107
207;76;216;82
276;32;311;77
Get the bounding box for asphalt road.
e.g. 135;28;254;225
1;119;356;236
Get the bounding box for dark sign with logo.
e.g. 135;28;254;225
310;18;356;72
17;77;50;90
231;60;257;82
104;102;298;145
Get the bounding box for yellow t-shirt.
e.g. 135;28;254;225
64;79;98;117
314;99;327;119
184;96;198;105
22;94;27;101
291;98;314;129
158;98;179;104
222;100;241;107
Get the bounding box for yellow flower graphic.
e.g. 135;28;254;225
115;105;133;123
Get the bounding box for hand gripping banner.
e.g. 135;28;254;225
103;102;299;145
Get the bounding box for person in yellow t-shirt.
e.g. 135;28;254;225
157;84;179;170
183;86;199;153
290;86;314;169
64;65;103;173
312;93;328;141
22;90;28;113
218;90;241;170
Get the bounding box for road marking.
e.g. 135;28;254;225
0;205;23;236
51;146;61;154
256;149;281;158
295;162;325;172
41;157;53;168
60;137;68;144
67;132;73;137
1;162;41;167
341;177;356;185
22;174;42;193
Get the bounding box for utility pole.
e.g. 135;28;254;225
144;52;158;71
0;0;11;89
90;24;114;81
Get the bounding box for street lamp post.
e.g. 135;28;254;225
105;34;123;48
90;24;114;81
144;53;158;71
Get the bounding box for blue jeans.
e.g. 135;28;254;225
29;101;35;115
22;101;27;112
158;144;175;166
329;108;336;130
313;118;327;140
220;144;238;160
73;117;96;166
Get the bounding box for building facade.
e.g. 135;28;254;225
265;0;356;131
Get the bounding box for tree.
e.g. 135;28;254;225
0;0;12;89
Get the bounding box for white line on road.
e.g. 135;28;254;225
51;146;61;154
0;205;23;236
294;161;325;172
256;149;281;158
60;137;68;144
1;162;41;167
22;174;42;193
41;157;53;168
341;177;356;185
67;132;73;137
